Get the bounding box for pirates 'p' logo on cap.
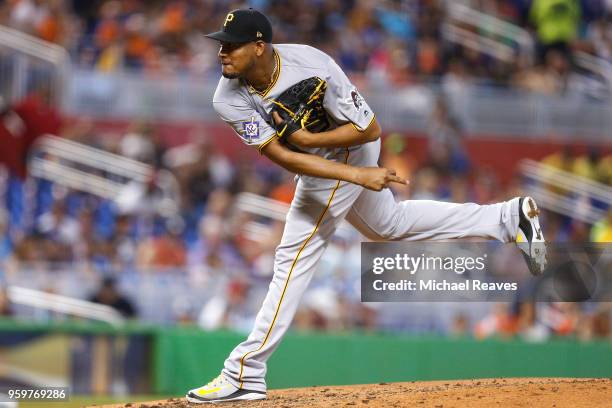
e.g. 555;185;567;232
205;8;273;43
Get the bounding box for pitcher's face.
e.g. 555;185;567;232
217;41;257;79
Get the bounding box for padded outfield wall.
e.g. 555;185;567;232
0;320;610;396
157;328;612;394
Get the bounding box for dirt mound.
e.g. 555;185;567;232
94;378;611;408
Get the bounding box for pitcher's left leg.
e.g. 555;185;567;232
346;189;546;274
346;187;520;242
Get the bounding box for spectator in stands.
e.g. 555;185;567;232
474;303;517;339
13;233;42;264
541;212;572;242
529;0;581;59
0;284;12;317
294;287;343;331
92;0;122;72
591;209;612;242
4;85;64;179
118;121;163;166
586;14;612;62
0;209;12;264
136;218;186;269
174;140;233;211
34;0;71;45
516;302;549;342
0;0;605;92
450;313;470;337
187;190;247;278
30;200;79;263
36;200;80;247
427;98;469;175
9;0;45;36
0;0;604;92
197;277;256;333
415;35;442;77
599;154;612;186
268;172;297;205
88;276;136;318
110;214;137;268
589;306;611;339
123;13;151;70
379;133;415;199
0;97;26;178
472;168;501;204
366;38;412;86
541;146;575;172
572;148;603;180
513;49;576;95
172;296;196;325
538;302;580;336
409;167;440;200
72;207;96;263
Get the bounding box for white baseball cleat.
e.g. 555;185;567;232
516;196;547;276
186;374;266;403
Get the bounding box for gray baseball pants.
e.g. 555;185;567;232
222;139;520;391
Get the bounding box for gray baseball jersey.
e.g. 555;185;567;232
212;44;374;159
212;44;522;392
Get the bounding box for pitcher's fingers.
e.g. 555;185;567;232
271;111;283;125
388;175;408;185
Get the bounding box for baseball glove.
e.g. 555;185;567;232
270;76;329;141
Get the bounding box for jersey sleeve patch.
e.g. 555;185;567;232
349;90;363;111
242;117;261;143
213;101;276;149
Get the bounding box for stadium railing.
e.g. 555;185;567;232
63;68;612;141
443;1;534;65
7;285;125;326
0;24;69;106
29;134;181;216
573;51;612;96
443;2;612;96
519;158;612;224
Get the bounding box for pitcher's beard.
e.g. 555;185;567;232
222;59;257;80
222;71;240;79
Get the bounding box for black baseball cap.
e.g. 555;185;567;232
205;8;272;43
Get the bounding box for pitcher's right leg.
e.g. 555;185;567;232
187;168;362;403
186;200;335;403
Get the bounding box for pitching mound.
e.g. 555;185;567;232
95;378;611;407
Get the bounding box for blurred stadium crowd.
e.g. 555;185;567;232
0;90;610;341
0;0;610;342
0;0;611;92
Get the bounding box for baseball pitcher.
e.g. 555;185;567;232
186;8;547;403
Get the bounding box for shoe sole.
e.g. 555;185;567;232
517;197;547;276
186;391;266;404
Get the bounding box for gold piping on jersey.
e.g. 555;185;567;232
257;133;279;154
350;113;376;133
247;49;281;97
237;148;350;389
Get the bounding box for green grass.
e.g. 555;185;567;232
18;395;175;408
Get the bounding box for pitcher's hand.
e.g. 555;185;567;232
355;167;408;191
